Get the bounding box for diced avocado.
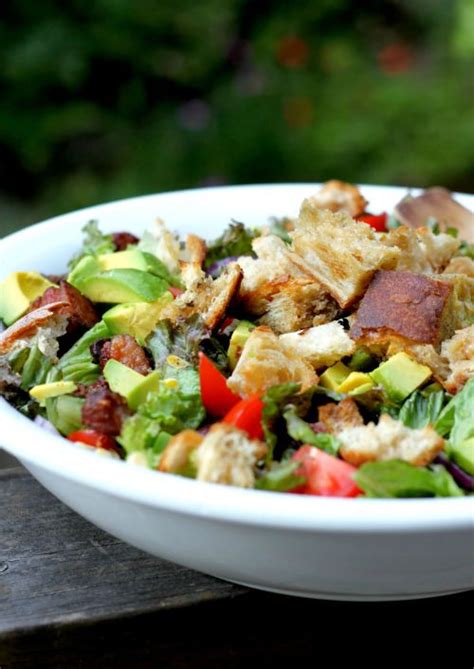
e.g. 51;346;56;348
451;438;474;476
0;272;55;325
98;249;148;272
370;352;432;403
30;381;77;402
67;255;101;288
348;348;375;372
74;269;168;303
103;293;173;343
228;320;255;369
103;359;161;409
127;370;161;410
319;362;351;391
338;372;374;395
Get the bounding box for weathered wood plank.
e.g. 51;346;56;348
0;468;247;636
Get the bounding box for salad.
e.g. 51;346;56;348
0;181;473;498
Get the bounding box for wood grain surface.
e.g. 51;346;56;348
0;467;472;668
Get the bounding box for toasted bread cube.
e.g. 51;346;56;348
227;326;318;397
195;423;267;488
338;414;444;467
159;430;203;474
443;256;474;278
290;204;400;308
307;180;368;217
279;321;356;369
383;226;459;274
441;325;474;393
351;270;453;347
318;398;364;434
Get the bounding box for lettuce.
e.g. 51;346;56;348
46;395;84;435
204;221;257;268
354;460;464;498
435;377;474;447
397;390;446;429
50;320;110;384
255;461;305;492
283;407;340;456
68;220;115;270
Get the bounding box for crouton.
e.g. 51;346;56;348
318;398;363;434
443;256;474;278
290;205;400;308
394;187;474;243
258;281;340;334
143;218;181;274
227;326;318;397
179;234;208;289
338;414;445;467
307;180;368;217
159;430;204;474
384;226;459;274
440;273;474;332
195;423;267;488
0;301;68;356
351;270;453;348
441;325;474;394
279;321;356;369
238;235;339;333
162;262;243;331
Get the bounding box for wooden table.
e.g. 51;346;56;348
0;467;472;668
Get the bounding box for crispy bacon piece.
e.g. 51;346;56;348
30;281;98;332
81;378;130;436
94;334;151;375
112;232;140;251
351;270;453;347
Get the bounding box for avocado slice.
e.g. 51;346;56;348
104;359;161;409
30;380;77;402
338;371;374;395
451;438;474;475
0;272;56;325
103;293;173;343
319;362;351;391
228;320;255;369
75;269;168;304
370;352;432;403
67;255;102;289
98;249;148;272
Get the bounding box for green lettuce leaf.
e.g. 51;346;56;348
68;220;115;270
204;221;257;267
261;382;301;458
50;320;110;384
46;395;84;435
283;407;340;455
354;460;464;498
255;461;305;492
435;377;474;447
119;416;172;468
397;390;446;429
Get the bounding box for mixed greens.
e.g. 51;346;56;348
0;181;473;498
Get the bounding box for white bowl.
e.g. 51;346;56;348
1;184;473;601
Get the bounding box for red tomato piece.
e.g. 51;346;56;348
168;286;184;299
291;445;361;497
198;352;241;417
68;429;120;454
223;396;265;440
356;212;388;232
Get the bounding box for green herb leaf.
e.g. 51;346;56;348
354;460;464;498
283;407;340;455
204;221;257;267
255;461;305;491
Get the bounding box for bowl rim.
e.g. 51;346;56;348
1;183;473;534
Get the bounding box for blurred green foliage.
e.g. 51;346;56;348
0;0;473;229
